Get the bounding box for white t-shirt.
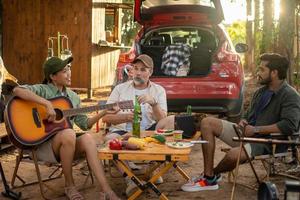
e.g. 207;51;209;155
107;80;167;132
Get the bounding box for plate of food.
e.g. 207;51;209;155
155;129;174;136
165;142;194;149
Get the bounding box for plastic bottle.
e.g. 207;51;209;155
132;95;141;137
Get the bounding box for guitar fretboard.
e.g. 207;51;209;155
62;101;133;117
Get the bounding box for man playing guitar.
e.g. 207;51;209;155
12;57;120;200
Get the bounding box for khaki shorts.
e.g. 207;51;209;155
35;139;59;164
218;120;272;157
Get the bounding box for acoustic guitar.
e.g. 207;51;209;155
4;96;133;148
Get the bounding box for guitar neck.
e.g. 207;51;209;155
63;103;116;117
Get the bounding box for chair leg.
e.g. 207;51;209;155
242;144;260;184
227;171;234;183
231;141;262;200
30;150;65;199
230;142;243;200
83;160;94;186
31;150;49;200
48;165;63;179
11;149;94;198
11;149;25;187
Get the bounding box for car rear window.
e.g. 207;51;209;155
142;0;215;8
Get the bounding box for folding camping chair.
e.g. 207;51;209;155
11;132;94;200
230;125;300;200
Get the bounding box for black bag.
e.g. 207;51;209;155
0;99;5;123
175;114;196;139
257;181;279;200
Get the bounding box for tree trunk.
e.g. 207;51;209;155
245;0;254;74
261;0;274;53
295;6;300;79
278;0;297;85
253;0;261;74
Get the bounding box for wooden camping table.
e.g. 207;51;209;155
98;131;200;200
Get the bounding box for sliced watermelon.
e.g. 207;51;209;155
156;129;173;133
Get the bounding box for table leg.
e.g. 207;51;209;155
143;162;162;180
112;160;190;200
146;161;190;199
146;162;174;200
114;160;144;200
173;163;190;180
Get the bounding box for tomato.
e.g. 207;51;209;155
109;139;122;150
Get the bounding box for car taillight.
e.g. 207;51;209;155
119;50;136;63
117;48;137;82
216;41;239;62
117;67;123;81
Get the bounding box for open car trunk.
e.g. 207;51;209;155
139;27;218;77
134;0;224;26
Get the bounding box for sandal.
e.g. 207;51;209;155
65;186;84;200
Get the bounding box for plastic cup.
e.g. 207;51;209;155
173;130;183;141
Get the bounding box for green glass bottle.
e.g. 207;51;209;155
187;105;192;115
132;95;141;137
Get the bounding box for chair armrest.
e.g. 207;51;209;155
270;132;300;138
232;136;300;145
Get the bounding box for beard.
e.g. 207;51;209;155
258;75;272;85
133;77;145;85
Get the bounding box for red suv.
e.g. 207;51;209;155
115;0;248;121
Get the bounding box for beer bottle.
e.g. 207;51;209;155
132;95;141;137
187;105;192;115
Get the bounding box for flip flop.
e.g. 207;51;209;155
100;191;120;200
65;186;84;200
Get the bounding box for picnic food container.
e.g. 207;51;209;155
173;130;183;141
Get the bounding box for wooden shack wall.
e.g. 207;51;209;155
91;0;121;89
2;0;92;88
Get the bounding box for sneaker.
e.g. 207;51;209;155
181;177;219;192
151;168;164;184
155;176;164;184
128;161;143;170
190;173;222;183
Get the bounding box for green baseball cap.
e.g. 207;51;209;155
43;56;73;80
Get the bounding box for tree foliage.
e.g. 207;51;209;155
121;0;141;46
226;21;246;44
121;9;141;46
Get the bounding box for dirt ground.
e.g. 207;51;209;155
0;74;297;200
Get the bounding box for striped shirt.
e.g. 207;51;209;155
161;44;191;76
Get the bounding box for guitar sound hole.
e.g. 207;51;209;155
55;109;63;120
